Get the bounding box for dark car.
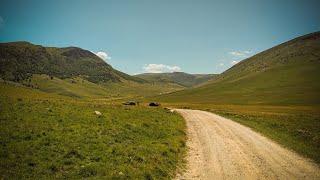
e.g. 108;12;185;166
149;102;160;106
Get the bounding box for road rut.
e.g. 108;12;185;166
175;109;320;180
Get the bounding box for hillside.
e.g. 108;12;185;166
155;31;320;105
0;42;185;98
135;72;217;87
0;42;188;178
0;41;144;83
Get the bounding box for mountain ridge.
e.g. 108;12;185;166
0;41;145;83
135;72;217;87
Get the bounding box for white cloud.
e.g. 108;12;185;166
219;63;224;66
229;50;251;58
95;51;111;61
143;64;181;73
231;60;239;65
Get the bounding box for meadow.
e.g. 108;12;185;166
26;74;183;99
0;83;186;179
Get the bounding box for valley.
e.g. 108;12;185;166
1;31;320;179
2;0;320;179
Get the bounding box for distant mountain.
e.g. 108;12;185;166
0;41;144;83
135;72;217;87
155;31;320;105
0;42;188;98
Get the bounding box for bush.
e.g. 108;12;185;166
79;166;97;177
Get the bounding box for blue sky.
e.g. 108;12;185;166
1;0;319;74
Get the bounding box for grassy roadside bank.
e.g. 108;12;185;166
164;103;320;164
0;83;186;179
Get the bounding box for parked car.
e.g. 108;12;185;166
149;102;160;106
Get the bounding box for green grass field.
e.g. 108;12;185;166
0;83;186;179
24;74;183;100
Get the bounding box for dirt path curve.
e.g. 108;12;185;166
175;109;320;180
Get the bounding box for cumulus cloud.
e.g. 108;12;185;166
95;51;111;61
229;50;251;58
143;64;181;73
231;60;239;65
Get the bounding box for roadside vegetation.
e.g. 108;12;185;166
0;83;186;179
164;103;320;164
211;106;320;164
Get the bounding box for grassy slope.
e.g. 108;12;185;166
152;32;320;164
135;72;217;87
29;75;112;98
156;32;320;105
25;74;184;99
101;80;184;98
0;82;186;179
158;60;320;105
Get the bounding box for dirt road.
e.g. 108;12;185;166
175;109;320;180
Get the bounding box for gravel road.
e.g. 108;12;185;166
175;109;320;180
